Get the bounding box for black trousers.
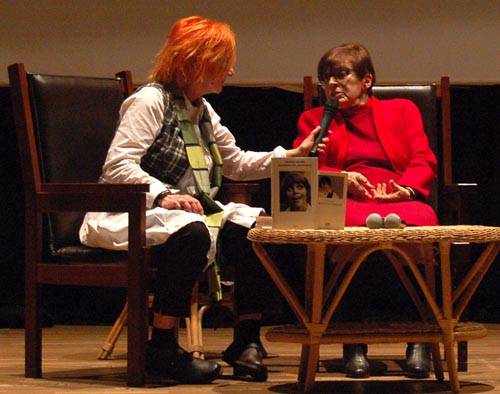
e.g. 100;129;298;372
151;221;273;318
151;222;210;317
218;221;275;316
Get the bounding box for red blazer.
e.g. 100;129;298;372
294;97;437;198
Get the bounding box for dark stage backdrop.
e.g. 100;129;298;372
449;85;500;321
0;84;498;326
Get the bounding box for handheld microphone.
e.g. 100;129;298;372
309;97;339;157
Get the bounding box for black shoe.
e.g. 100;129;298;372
405;343;431;379
222;341;268;382
146;341;222;384
343;344;370;378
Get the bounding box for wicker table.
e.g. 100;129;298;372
247;225;500;392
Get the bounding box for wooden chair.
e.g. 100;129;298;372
9;63;151;386
303;76;479;371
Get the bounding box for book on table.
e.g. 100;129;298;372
270;157;347;230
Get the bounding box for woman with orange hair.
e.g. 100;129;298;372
79;16;320;384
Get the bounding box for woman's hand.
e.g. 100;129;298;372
287;126;329;157
373;179;412;202
158;194;204;214
346;171;375;200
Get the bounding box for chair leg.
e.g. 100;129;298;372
98;292;205;360
126;278;150;387
25;278;42;377
185;279;237;359
98;295;154;361
98;301;128;360
186;278;237;359
185;281;205;358
25;215;42;378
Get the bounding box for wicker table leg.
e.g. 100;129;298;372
440;241;461;392
298;343;321;391
298;244;326;391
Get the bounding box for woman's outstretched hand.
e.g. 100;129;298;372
346;171;375;200
373;179;413;202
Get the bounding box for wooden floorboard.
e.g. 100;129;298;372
1;324;499;393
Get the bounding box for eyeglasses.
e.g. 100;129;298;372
318;68;354;88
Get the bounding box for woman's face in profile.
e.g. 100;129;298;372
322;62;371;109
286;182;308;211
190;64;235;99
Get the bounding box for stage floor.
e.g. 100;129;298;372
1;324;499;393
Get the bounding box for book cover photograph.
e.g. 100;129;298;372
271;157;317;229
271;158;347;230
316;171;347;229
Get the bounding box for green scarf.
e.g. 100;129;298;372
173;93;224;302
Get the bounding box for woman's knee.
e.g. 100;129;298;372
219;221;249;251
178;221;211;253
153;221;211;276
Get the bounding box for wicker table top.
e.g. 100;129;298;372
248;225;500;245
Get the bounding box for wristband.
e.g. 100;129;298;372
404;186;416;200
154;191;170;207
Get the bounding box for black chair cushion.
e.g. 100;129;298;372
372;85;438;156
28;74;125;257
48;245;128;263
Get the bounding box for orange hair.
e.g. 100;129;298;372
150;16;236;89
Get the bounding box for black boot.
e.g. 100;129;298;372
222;319;268;381
405;342;431;378
343;344;370;378
146;340;222;384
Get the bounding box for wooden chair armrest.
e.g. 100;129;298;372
41;183;149;193
440;183;479;224
37;182;149;213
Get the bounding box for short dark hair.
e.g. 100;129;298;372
319;176;332;187
317;43;376;95
280;172;311;209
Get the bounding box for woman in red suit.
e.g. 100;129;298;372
294;43;437;378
